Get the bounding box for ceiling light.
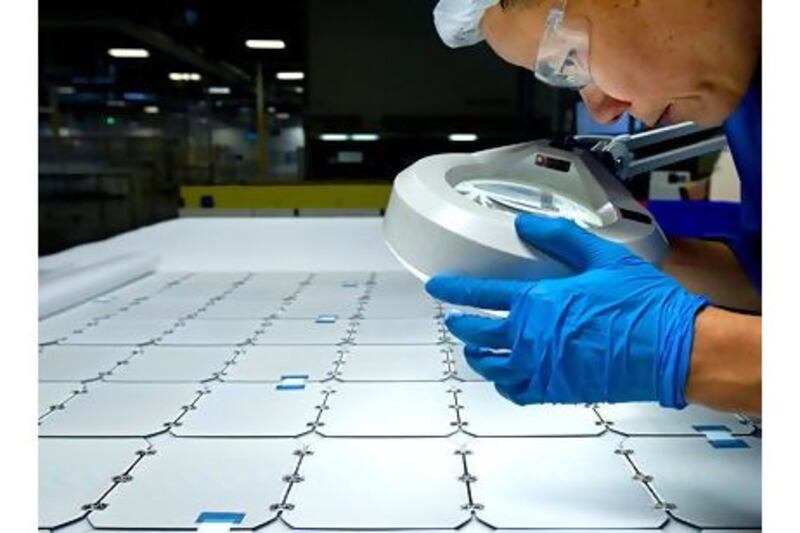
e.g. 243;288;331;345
448;133;478;142
207;86;231;95
108;48;150;58
276;112;290;120
277;71;304;81
320;133;348;141
56;86;75;95
144;106;160;114
245;39;286;49
169;72;202;82
351;133;380;141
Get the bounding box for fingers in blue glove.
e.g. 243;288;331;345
463;344;520;383
514;213;629;271
426;275;528;310
445;312;510;349
494;379;546;406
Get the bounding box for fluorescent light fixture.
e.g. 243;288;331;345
276;112;291;120
56;86;75;95
320;133;348;141
108;48;150;58
245;39;286;49
106;99;126;108
267;106;276;113
169;72;202;82
144;105;160;114
351;133;380;141
207;86;231;95
448;133;478;142
293;86;304;94
277;71;304;81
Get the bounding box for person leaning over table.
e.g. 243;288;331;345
426;0;762;414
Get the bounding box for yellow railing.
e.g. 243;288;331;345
180;183;393;210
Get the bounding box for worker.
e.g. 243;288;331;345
427;0;761;414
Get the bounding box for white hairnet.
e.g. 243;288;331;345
433;0;500;48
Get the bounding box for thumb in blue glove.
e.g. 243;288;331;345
426;213;708;408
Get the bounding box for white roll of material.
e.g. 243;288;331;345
39;253;159;319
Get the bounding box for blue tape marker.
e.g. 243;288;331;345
276;374;308;391
276;383;306;391
196;512;245;524
342;282;359;287
692;424;731;432
709;438;750;449
693;425;749;449
316;314;338;323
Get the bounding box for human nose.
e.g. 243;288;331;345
579;85;631;124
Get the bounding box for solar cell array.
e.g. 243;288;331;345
39;271;761;532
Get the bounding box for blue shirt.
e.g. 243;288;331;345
648;64;762;290
723;62;762;288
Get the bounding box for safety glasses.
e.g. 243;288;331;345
534;1;592;89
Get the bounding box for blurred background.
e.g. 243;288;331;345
39;0;729;255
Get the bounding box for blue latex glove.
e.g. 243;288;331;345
426;213;709;408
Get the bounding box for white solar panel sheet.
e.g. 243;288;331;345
457;382;603;436
222;345;340;382
174;383;327;437
39;438;145;529
284;438;470;529
158;318;265;345
626;436;762;528
88;438;298;530
37;267;762;531
38;306;107;344
60;318;177;345
595;402;754;436
38;382;84;418
469;437;665;529
39;345;137;382
320;382;456;437
338;344;449;381
353;318;445;344
105;346;237;382
39;382;204;437
255;318;352;345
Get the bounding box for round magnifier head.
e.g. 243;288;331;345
454;178;604;228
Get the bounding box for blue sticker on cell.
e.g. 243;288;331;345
692;424;731;433
276;374;308;391
692;425;749;449
276;383;306;391
196;511;246;524
708;438;750;449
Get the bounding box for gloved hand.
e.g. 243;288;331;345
426;213;708;408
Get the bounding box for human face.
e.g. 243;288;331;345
480;0;761;127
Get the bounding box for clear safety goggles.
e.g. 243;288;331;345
534;1;592;89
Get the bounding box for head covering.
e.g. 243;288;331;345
433;0;500;48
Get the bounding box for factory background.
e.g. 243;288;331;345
39;0;722;255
